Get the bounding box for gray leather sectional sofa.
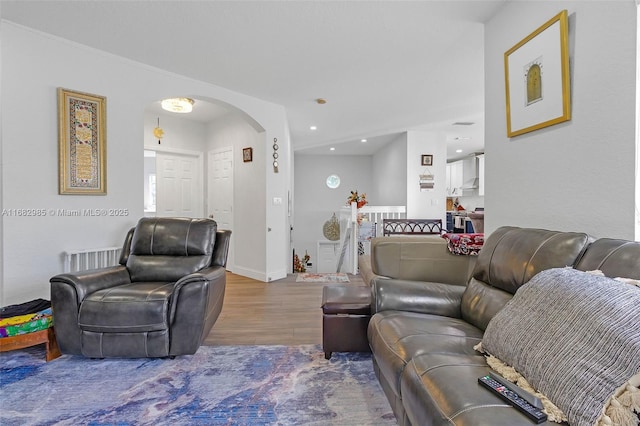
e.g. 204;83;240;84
364;226;640;425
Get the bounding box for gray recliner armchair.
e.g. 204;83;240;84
50;217;231;358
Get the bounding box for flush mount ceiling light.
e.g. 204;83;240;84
161;98;194;113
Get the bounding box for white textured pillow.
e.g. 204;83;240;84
478;268;640;426
587;269;640;288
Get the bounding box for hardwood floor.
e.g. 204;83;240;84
204;272;365;346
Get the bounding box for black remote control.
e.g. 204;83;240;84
478;375;548;424
489;371;544;409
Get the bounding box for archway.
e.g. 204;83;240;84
143;96;267;275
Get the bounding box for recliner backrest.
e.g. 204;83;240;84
460;226;592;330
126;217;217;282
574;238;640;279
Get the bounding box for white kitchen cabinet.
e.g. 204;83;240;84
447;157;481;196
446;161;464;196
446;164;450;194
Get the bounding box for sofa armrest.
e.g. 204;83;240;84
371;277;464;318
50;266;131;306
49;265;131;355
169;266;227;354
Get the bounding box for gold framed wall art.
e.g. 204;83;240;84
58;88;107;195
504;10;571;137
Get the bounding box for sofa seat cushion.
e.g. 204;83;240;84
368;311;484;398
79;282;174;333
401;353;548;426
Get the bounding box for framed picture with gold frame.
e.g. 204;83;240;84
504;10;571;137
58;88;107;195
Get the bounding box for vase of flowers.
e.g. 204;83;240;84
347;190;368;209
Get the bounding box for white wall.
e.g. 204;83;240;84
485;2;638;239
144;111;207;153
406;131;448;223
371;133;408;206
636;3;640;241
293;154;373;272
0;22;290;305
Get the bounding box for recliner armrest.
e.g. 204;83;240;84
169;265;227;355
50;265;131;305
173;265;226;295
371;277;464;318
49;265;131;355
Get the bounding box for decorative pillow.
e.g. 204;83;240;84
478;268;640;426
440;232;484;256
586;269;640;288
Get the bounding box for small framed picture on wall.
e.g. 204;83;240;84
243;147;253;162
421;154;433;166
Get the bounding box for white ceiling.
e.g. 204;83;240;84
1;0;507;159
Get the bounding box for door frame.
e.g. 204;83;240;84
144;145;204;218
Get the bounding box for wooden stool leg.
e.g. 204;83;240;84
45;327;61;361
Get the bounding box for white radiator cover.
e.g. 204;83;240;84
63;247;122;273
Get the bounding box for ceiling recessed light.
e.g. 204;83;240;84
310;126;317;130
361;139;367;143
456;149;463;153
330;147;335;151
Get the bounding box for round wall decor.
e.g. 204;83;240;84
326;174;341;189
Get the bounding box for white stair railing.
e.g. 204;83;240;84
358;205;407;238
337;204;407;274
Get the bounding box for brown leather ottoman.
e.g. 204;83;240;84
322;285;371;359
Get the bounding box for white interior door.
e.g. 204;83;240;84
208;147;234;270
156;151;203;218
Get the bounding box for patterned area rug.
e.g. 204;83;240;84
1;345;394;425
296;273;350;283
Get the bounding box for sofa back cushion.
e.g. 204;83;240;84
461;226;592;330
371;236;475;286
574;238;640;279
127;217;217;282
